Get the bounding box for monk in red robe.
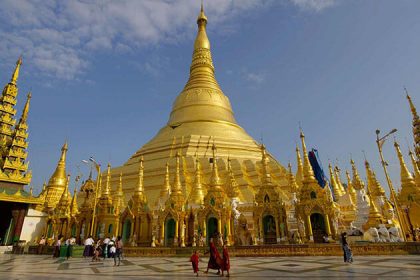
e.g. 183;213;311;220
221;245;230;277
190;250;199;277
205;238;222;274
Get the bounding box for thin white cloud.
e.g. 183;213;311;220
0;0;335;80
290;0;336;12
246;72;265;84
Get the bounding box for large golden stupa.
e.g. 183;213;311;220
109;5;288;205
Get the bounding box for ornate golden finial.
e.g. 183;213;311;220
394;141;416;186
405;87;418;119
405;88;420;160
295;144;303;186
172;151;182;193
70;186;79;216
189;155;205;204
10;56;22;85
350;159;365;190
288;162;298;193
334;165;346;195
409;149;420;186
101;163;111;197
47;141;68;189
345;170;357;203
300;129;316;184
18;92;31;124
328;163;341;199
161;162;171;197
136;156;144;194
210;143;221;187
365;160;386;197
59;174;71;203
260;144;272;185
118;172;123;195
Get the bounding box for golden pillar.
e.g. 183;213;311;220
174;220;179;246
275;216;280;243
203;220;207;245
160;221;165;245
226;218;232;246
324;214;332;236
218;219;222;235
306;215;313;241
259;217;264;244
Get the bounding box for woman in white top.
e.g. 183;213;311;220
83;235;94;258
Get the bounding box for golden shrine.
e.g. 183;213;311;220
1;5;419;249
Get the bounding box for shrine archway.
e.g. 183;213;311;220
263;215;277;244
207;217;218;242
310;213;326;243
122;219;132;243
165;218;176;246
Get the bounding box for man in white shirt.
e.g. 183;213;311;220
103;236;110;259
83;236;94;258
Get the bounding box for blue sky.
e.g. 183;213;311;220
0;0;419;195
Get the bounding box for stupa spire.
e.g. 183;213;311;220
101;163;111;197
47;141;68;188
172;151;182;194
334;166;346;195
260;144;272;185
328;163;342;200
365;160;386;197
295;145;303;186
351;159;365;190
394;141;416;187
226;156;240;199
409;149;420;186
189;155;205;204
19;92;31;124
300;130;316;184
10;56;22;85
69;187;79;216
288;162;298;193
160;162;171;199
405;89;420;161
136;156;144;194
345;170;357;203
210;144;222;187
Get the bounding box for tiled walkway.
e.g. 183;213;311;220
0;254;419;279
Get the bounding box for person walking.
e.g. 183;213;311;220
221;244;230;277
341;232;353;263
114;236;123;266
190;250;200;277
66;236;76;260
83;235;94;258
204;238;222;274
37;236;46;255
53;235;62;258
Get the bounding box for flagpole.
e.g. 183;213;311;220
90;162;101;237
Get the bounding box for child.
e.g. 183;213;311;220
190;250;199;277
221;244;230;277
92;240;102;262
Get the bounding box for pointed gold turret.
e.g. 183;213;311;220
226;156;240;200
69;187;79;217
328;163;342;200
409;149;420;187
172;152;183;194
295;145;303;186
365;160;386;197
114;172;125;213
101;163;111;198
189;155;205;204
345;170;357;203
44;142;68;208
351;159;365;190
300;130;317;184
334;166;346;196
19;92;31;124
394;141;418;204
394;141;415;185
288;162;299;193
210;144;222;188
406;91;420;161
10;56;22;85
56;174;71;216
160;162;171;199
260;144;272;185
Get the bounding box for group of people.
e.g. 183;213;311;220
190;237;230;277
83;235;124;266
50;235;76;260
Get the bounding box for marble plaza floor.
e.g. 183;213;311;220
0;254;419;280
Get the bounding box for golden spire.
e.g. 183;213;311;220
345;170;357;203
10;56;22;85
18;92;31;124
260;144;272;185
47;141;68;188
300;130;316;184
70;187;79;216
57;174;71;208
394;141;416;187
409;149;420;186
117;172;124;197
226;156;240;199
288;162;298;193
365;160;386;197
101;163;111;197
172;151;182;193
210;144;222;187
114;172;125;212
328;163;342;200
295;145;303;186
160;162;171;198
135;157;145;195
406;90;420;160
334;166;346;195
350;159;365;190
189;155;205;204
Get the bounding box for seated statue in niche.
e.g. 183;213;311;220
236;214;252;245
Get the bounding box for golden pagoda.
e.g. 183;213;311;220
406;92;420;166
44;142;68;209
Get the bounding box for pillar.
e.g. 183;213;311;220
160;221;165;245
306;215;313;241
324;214;332;237
226;218;232;246
180;220;186;247
203;220;207;245
259;217;264;244
218;219;222;235
13;208;26;242
275;216;280;243
174;219;179;246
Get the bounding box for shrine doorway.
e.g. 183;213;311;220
165;218;176;246
263;215;277;244
310;213;326;243
122;219;132;243
207;217;218;242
